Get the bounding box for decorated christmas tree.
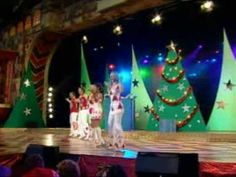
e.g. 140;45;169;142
80;44;91;92
147;42;206;131
147;97;159;130
207;30;236;131
131;46;153;130
4;64;45;128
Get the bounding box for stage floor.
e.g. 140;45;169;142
1;128;236;163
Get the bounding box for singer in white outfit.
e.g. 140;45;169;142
107;72;125;149
88;84;105;147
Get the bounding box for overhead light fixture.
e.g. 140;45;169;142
81;35;88;44
151;13;162;24
201;1;214;12
113;25;123;35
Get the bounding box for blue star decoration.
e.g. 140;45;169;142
224;80;235;91
132;79;139;87
144;105;150;113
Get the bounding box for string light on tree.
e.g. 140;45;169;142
48;87;53;92
48;93;53;97
47;86;54;119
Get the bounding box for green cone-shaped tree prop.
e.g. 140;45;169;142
149;42;206;131
80;44;91;92
4;64;45;128
131;46;153;130
207;30;236;131
100;65;110;129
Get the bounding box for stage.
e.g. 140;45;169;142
0;128;236;162
1;128;236;177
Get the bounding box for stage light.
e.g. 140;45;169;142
48;93;53;97
48;108;53;113
198;45;203;49
211;58;216;63
189;73;197;77
197;61;201;64
48;103;53;108
151;13;162;24
113;25;123;35
93;48;98;51
140;68;149;78
81;35;88;44
47;98;52;102
143;59;149;64
157;56;164;62
119;70;131;82
48;87;53;91
100;46;104;49
117;42;120;47
49;114;53;119
158;53;162;56
154;66;163;74
108;64;115;70
201;1;214;12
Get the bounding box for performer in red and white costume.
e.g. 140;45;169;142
66;92;79;137
77;87;89;140
88;84;105;147
108;72;125;149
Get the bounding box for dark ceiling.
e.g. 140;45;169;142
0;0;40;29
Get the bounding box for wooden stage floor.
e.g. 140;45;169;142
1;128;236;163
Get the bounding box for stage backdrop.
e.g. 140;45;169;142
101;97;135;131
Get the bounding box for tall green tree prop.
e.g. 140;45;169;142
101;65;110;129
131;46;153;130
147;42;206;131
207;30;236;131
80;44;91;92
4;64;45;128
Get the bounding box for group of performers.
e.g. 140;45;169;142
66;72;125;149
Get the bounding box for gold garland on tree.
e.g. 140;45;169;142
166;56;180;65
147;105;199;129
156;87;192;106
161;70;185;83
